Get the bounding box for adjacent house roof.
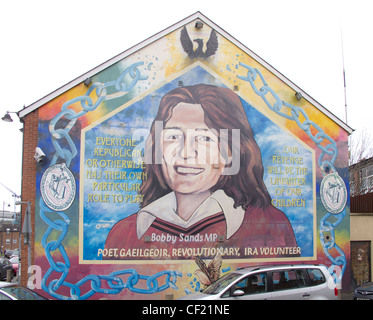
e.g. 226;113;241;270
17;11;353;134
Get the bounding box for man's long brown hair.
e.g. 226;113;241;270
140;84;271;210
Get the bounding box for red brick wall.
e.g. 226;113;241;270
351;193;373;213
19;109;38;286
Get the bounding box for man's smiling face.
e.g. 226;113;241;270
161;102;226;195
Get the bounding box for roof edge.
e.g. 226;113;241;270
18;11;353;134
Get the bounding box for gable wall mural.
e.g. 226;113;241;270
32;18;350;299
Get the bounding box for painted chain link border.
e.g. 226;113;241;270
237;62;347;284
40;194;180;299
39;60;346;299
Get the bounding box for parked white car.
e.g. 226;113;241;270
180;264;338;300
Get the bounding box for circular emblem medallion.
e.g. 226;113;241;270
320;172;347;214
41;163;76;211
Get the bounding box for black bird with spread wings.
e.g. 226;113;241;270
180;26;218;59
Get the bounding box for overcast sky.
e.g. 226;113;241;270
0;0;372;207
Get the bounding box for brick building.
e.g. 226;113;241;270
350;157;373;287
16;12;353;299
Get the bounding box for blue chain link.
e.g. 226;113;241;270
238;62;346;284
39;197;182;299
48;62;146;167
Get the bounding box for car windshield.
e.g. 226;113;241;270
1;285;47;300
0;258;10;266
202;273;242;295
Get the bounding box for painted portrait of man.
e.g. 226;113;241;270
104;84;299;260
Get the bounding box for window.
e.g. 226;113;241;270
0;293;11;300
367;165;373;177
0;286;46;300
307;268;326;286
272;270;306;291
361;164;373;193
0;259;10;267
225;273;268;297
203;273;242;295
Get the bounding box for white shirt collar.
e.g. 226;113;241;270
136;190;244;239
